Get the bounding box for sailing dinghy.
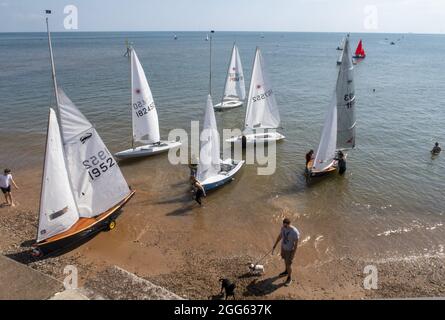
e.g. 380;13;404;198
33;16;135;256
226;47;285;144
115;47;181;160
353;39;366;60
214;44;246;111
307;36;356;177
336;37;346;65
197;95;244;192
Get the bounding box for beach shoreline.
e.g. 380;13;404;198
0;167;443;300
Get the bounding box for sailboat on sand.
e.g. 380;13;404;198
33;16;135;256
226;47;285;144
307;36;356;177
115;47;181;160
214;43;246;111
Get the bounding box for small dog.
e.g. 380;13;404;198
219;278;236;300
248;263;265;275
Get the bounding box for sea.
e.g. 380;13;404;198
0;31;444;263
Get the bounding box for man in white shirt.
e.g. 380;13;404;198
0;169;19;207
273;218;300;287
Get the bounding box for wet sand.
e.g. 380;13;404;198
0;162;443;300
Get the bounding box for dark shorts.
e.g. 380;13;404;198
281;249;295;265
1;186;11;194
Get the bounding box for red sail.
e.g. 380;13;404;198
355;39;366;57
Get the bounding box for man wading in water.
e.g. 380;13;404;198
273;218;300;287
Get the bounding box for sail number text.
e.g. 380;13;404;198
133;99;155;118
83;150;116;181
252;89;273;102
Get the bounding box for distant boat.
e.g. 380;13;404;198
307;36;356;177
205;34;209;41
336;36;346;65
390;41;395;45
114;47;182;160
33;16;135;256
336;37;345;51
353;39;366;59
226;47;285;144
174;34;178;40
214;43;246;111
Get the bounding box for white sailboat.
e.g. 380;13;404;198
307;36;356;177
226;47;285;144
115;47;181;159
33;16;135;256
336;36;346;65
214;43;246;111
197;95;244;191
196;31;244;191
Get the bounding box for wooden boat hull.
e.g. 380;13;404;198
115;141;181;160
214;100;244;111
306;159;337;177
33;191;135;256
226;132;285;144
201;159;245;192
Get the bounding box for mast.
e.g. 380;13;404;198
129;45;135;149
46;15;61;116
209;30;215;95
45;11;81;216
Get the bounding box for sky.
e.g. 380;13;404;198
1;0;445;33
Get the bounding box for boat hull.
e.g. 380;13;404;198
214;100;244;111
33;191;135;256
226;132;285;144
201;159;245;192
115;141;181;160
306;159;337;177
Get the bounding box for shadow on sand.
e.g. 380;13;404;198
243;275;286;297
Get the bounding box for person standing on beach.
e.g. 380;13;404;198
0;169;19;207
273;218;300;287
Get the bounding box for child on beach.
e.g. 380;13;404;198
0;169;19;207
190;176;206;206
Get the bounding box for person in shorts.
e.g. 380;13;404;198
273;218;300;287
0;169;19;207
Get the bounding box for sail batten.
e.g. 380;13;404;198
244;48;280;132
131;49;160;144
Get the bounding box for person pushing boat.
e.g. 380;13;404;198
305;150;314;166
336;151;347;175
191;176;206;206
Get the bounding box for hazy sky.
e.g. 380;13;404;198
1;0;444;33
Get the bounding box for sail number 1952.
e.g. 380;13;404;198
82;150;115;181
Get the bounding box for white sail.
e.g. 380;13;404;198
336;36;356;150
57;88;131;218
38;108;79;242
131;49;160;144
244;48;280;132
222;44;246;102
197;95;221;182
313;94;338;172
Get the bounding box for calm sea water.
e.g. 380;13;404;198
0;32;444;261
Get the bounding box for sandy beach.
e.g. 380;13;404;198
1;165;443;300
